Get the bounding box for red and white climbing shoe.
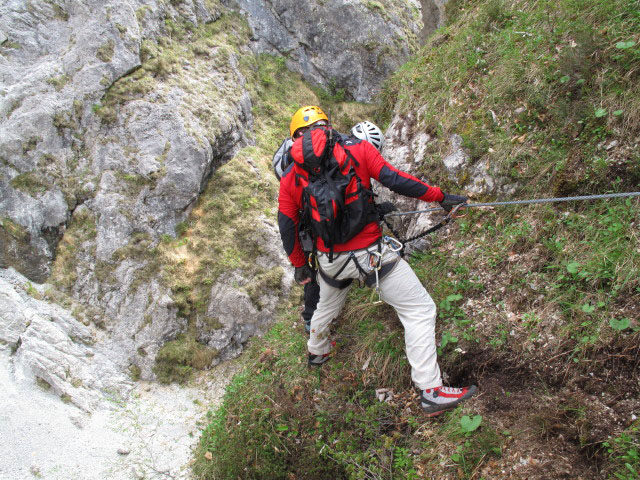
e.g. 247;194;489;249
308;341;336;368
308;352;331;367
420;385;478;416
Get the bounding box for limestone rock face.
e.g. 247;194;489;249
197;216;287;362
0;0;236;281
0;268;131;412
0;0;258;396
418;0;448;41
0;0;448;410
375;111;513;252
228;0;427;102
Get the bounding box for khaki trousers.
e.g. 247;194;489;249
308;242;442;390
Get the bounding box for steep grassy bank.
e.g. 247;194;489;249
194;0;639;478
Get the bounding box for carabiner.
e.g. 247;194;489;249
369;250;382;270
370;288;383;305
367;250;383;305
308;252;317;269
447;202;466;218
369;268;383;305
383;235;404;252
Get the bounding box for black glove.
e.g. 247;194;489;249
294;265;313;284
439;193;468;213
376;201;397;216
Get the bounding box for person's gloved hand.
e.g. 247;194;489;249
294;265;313;285
377;201;397;216
439;193;468;213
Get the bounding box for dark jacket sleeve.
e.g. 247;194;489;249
277;174;307;267
362;141;445;203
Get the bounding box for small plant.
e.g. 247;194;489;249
594;107;608;118
92;103;117;124
609;318;631;332
439;293;463;312
10;172;49;194
439;331;459;355
25;282;42;299
603;421;640;480
46;74;70;91
450;425;502;479
153;335;218;384
128;364;142;381
460;414;483;434
615;41;635;50
96;40;115;62
365;0;385;13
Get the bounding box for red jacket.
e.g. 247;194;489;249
278;134;444;267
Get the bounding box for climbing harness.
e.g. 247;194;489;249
316;240;401;296
380;192;640;251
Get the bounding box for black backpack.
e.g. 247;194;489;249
290;128;379;259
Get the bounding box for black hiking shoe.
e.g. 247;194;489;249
420;385;478;417
300;314;312;336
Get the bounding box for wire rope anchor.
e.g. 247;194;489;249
384;192;640;218
446;202;466;219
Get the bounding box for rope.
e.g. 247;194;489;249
382;191;640;249
382;203;466;254
384;192;640;217
382;213;450;246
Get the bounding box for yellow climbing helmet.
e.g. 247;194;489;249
289;105;329;138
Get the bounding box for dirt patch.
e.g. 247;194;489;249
439;345;640;480
472;375;597;479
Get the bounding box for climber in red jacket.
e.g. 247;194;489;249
272;110;386;335
278;105;477;416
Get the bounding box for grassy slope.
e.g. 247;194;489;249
194;0;639;478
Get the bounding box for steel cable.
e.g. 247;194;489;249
384;192;640;217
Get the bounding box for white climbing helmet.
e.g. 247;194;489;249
351;121;385;152
272;137;294;180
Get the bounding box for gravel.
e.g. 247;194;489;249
0;348;241;480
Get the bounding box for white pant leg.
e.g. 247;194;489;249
307;254;355;355
377;253;442;390
308;246;442;390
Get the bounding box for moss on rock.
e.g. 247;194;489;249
152;334;218;384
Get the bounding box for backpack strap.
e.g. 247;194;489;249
322;164;344;262
341;142;360;168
